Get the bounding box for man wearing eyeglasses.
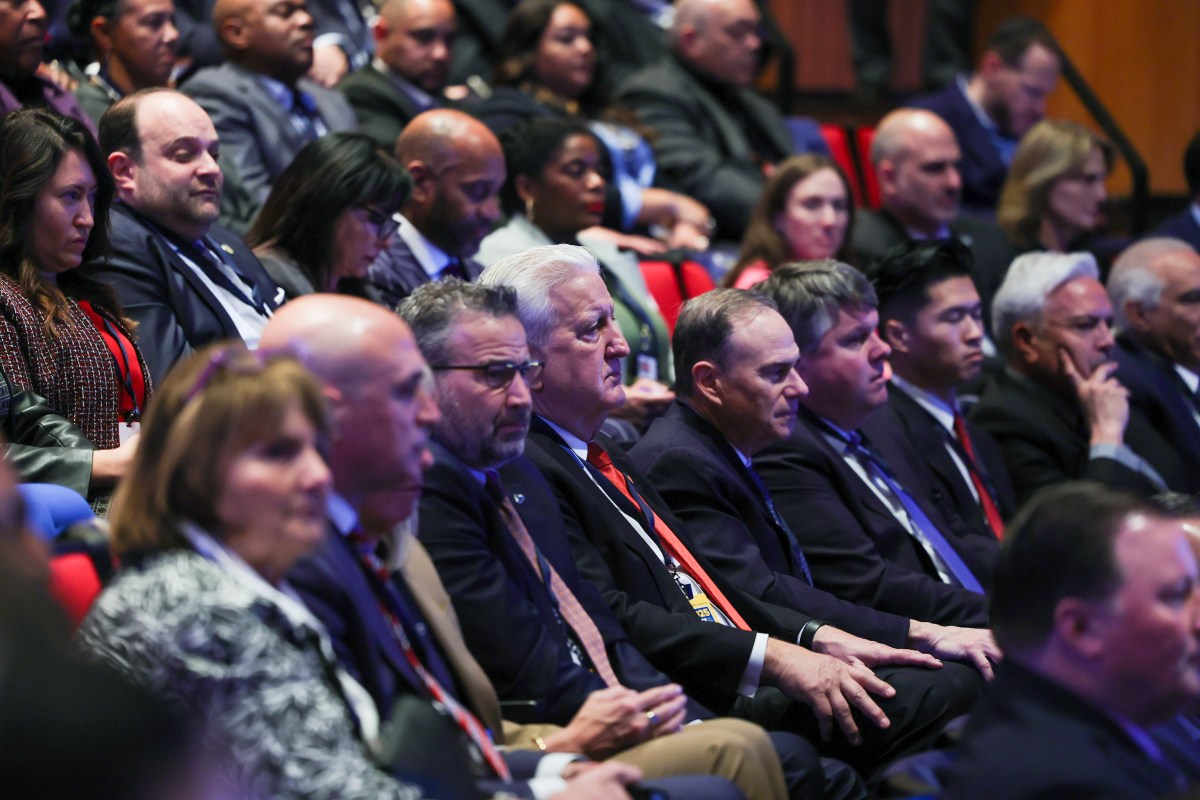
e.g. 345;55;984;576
360;109;506;310
401;277;828;799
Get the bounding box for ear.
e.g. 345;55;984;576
1011;321;1040;365
1122;299;1153;335
882;318;909;353
876;158;898;197
107;151;138;195
690;360;722;407
322;385;348;439
515;173;536;205
219;15;250;53
978;50;1007;79
406;160;435;203
1052;597;1109;660
371;17;389;47
91;16;114;53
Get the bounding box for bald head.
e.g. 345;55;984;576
261;294;440;508
872;108;963;236
1109;238;1200;369
213;0;313;82
670;0;760;87
398;109;506;257
374;0;454;93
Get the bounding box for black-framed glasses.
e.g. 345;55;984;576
430;359;545;390
360;207;401;242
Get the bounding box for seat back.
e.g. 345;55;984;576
639;259;716;335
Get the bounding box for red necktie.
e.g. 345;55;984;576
953;413;1005;540
485;471;621;687
585;442;752;631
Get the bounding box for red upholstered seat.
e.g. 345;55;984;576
48;552;103;628
639;259;716;335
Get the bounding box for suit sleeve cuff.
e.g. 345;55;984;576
1089;443;1167;490
529;776;569;799
737;632;769;697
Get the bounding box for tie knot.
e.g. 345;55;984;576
586;441;612;470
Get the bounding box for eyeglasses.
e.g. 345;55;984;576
430;359;545;390
360;207;401;242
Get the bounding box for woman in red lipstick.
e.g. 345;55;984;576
246;132;408;300
0;108;150;504
479;117;676;434
476;0;713;253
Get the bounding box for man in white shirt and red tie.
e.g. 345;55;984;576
865;240;1015;543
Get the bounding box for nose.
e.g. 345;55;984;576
417;382;441;428
608;326;631;359
785;366;808;399
27;0;47;21
946;165;962;192
76;198;94;231
963;314;983;343
869;329;892;361
480;192;501;224
509;368;533;407
296;6;314;29
164;18;180;45
585;168;605;193
1096;319;1116;351
301;445;332;491
431;36;450;64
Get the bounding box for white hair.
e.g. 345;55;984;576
1108;237;1197;330
992;251;1100;357
478;244;600;349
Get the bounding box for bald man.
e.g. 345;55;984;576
339;0;457;149
358;109;506;309
263;296;746;800
616;0;819;240
852;108;1015;333
181;0;355;214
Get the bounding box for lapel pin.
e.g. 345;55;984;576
512;493;525;505
220;243;235;255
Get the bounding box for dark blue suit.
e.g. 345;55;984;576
911;81;1012;215
360;233;486;310
1150;206;1200;252
92;203;282;382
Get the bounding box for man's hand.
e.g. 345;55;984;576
551;761;641;799
309;43;350;87
1061;351;1128;446
811;625;942;670
543;684;687;758
763;638;895;745
908;620;1001;680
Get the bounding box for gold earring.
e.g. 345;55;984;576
525;197;535;222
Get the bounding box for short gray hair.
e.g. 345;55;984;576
1108;237;1197;331
397;278;519;365
478;244;600;349
991;251;1099;357
755;260;877;352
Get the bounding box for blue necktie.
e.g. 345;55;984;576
744;464;814;586
843;430;984;594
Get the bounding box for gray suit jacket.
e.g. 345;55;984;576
182;63;356;210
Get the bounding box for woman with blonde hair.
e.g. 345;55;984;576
997;119;1114;253
80;342;428;800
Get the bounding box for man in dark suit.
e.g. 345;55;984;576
264;294;735;800
361;109;503;309
398;278;833;799
851;109;1015;332
339;0;454;149
973;251;1168;506
629;285;997;664
941;482;1200;799
911;17;1060;215
181;0;355;217
865;241;1016;540
1150;132;1200;251
95;89;282;382
480;244;987;774
1108;238;1200;494
616;0;798;240
747;262;998;627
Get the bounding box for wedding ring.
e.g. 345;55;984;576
646;710;659;726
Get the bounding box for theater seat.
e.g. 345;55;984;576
819;123;865;208
855;125;881;209
48;552;103;628
639;258;716;335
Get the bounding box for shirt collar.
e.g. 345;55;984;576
958;73;998;132
326;491;358;536
256;73;297;110
374;58;438;111
540;415;590;460
395;213;454;279
1191;202;1200;234
1175;363;1200;394
891;375;957;433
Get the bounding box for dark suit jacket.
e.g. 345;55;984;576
911;81;1011;216
418;443;707;725
941;662;1177;800
1150;206;1200;252
1114;336;1200;494
182;63;356;208
629;401;911;647
339;64;430;149
522;416;793;715
754;408;993;627
970;368;1164;506
361;233;485;310
92;203;282;382
616;56;794;238
851;208;1017;335
868;386;1016;540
